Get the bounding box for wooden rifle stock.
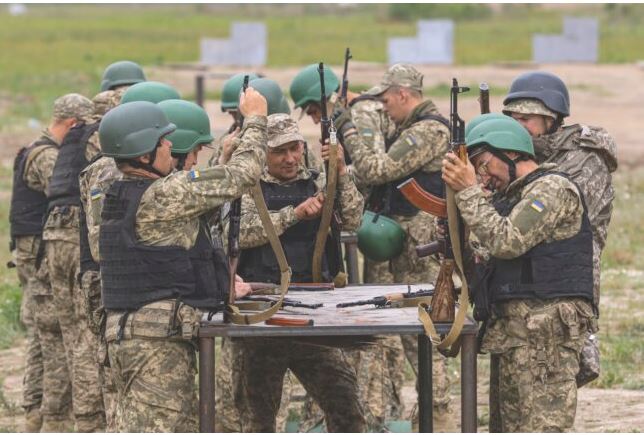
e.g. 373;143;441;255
266;317;314;327
397;178;447;218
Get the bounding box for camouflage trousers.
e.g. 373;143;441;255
45;240;105;431
481;298;594;432
235;338;366;432
31;254;74;431
14;236;44;431
80;270;118;432
215;337;293;432
107;338;199;432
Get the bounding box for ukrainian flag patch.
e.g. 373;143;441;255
90;189;102;201
189;170;201;181
530;199;545;213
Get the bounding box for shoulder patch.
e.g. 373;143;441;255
90;189;102;201
188;166;227;182
189;169;201;181
530;199;545;213
360;128;374;138
404;135;418;147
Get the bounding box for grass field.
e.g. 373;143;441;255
1;4;644;127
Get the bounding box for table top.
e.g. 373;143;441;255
198;284;478;338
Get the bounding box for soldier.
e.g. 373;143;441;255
230;113;366;433
10;94;92;432
442;115;595;431
337;64;454;429
290;64;403;429
97;90;267;431
78;79;177;431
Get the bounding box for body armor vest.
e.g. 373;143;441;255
47;122;99;209
10;138;57;238
99;179;228;311
369;114;448;217
472;171;594;321
237;174;340;283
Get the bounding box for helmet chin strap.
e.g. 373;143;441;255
128;146;167;178
489;149;518;183
546;115;564;135
172;153;187;171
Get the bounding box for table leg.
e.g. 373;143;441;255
199;336;216;432
460;333;477;433
418;334;433;432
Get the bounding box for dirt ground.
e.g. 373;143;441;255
0;63;642;431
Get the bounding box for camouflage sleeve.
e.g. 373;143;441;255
347;121;448;185
350;101;389;154
85;130;101;161
234;190;299;249
139;115;267;224
455;175;583;259
24;146;58;192
335;172;364;231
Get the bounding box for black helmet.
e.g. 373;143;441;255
503;71;570;117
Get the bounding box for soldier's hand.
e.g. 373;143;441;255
442;152;477;192
294;195;324;221
233;275;252;299
239;87;268;117
320;141;347;175
218;127;240;164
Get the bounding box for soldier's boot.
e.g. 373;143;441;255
24;405;43;433
75;412;107;432
41;416;74;433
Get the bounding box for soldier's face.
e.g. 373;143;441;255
509;112;553;137
152;137;174;176
471;151;510;192
380;88;405;124
183;144;205;170
267;141;304;181
304;103;322;124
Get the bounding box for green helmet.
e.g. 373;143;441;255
120;81;181;105
289;63;339;109
99;101;176;158
221;72;260;112
357;211;405;262
249;78;290;115
100;60;146;92
278;96;291;115
157;99;214;154
464;113;508;138
466;116;534;158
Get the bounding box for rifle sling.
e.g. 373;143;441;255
311;137;339;282
225;183;292;325
418;184;469;356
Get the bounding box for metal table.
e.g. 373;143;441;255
198;284;478;433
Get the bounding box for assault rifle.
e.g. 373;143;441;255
339;47;352;108
225;76;250;321
248;282;334;294
242;296;323;310
336;288;435;309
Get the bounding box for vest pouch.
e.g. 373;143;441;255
105;300;185;342
576;333;600;388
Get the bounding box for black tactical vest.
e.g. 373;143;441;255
237;174;339;283
368;114;448;217
99;179;228;311
47;122;99;209
10;138;57;238
472;171;594;319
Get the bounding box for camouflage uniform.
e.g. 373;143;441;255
231;114;365;432
456;164;595;431
345;68;453;425
104;114;266;432
12;130;58;431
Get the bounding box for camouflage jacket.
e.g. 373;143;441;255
456;164;583;259
79;156;122;261
345;99;449;189
132;115;266;249
23;129;59;194
533;124;617;304
230;166;364;249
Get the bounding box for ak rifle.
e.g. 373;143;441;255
339;47;352;108
241;296;323;310
479;82;490;114
248;282;334;294
337;288;435;309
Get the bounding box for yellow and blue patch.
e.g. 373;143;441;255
189;169;201;181
90;189;102;201
530;199;545;213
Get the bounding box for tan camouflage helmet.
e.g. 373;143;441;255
52;93;94;121
366;63;424;96
267;113;304;148
503;98;558;119
92;87;128;116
